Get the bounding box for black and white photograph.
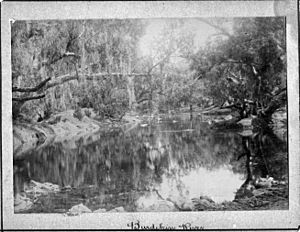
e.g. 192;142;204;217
1;1;299;230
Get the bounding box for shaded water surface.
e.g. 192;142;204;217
14;114;288;213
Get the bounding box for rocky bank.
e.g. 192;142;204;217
13;108;141;157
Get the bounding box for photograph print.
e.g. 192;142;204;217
12;16;288;214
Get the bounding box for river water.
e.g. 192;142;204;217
13;113;288;213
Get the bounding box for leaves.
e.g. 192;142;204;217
189;17;286;109
12;19;144;119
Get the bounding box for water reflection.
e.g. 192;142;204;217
158;167;244;204
13;114;287;212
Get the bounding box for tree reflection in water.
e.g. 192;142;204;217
234;124;287;200
13;115;287;212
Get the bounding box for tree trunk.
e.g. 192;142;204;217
189;104;193;120
211;114;243;130
126;75;136;111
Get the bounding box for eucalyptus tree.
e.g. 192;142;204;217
189;17;286;125
134;19;197;113
11;19;145;120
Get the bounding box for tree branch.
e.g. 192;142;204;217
223;59;260;67
221;103;243;110
13;71;150;105
197;18;233;38
147;48;179;74
147;55;170;74
137;98;150;104
262;89;287;116
48;52;80;66
13;72;149;93
12;94;46;102
63;52;80;59
45;72;149;89
12;77;51;92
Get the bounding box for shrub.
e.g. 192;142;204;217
48;115;62;125
43;101;53;120
84;109;91;118
73;107;83;121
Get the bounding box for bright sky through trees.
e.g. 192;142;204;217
138;18;226;57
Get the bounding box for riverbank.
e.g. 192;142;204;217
199;106;287;139
15;180;288;213
13;108;141;157
13;105;287;158
192;183;288;211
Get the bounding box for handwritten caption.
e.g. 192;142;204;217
127;220;204;230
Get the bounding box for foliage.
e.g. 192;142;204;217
134;21;199;113
84;109;91;118
12;19;145;120
11;18;286;120
73;107;83;121
189;18;286;117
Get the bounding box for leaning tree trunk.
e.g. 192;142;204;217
253;89;287;132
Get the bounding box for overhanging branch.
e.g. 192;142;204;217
262;89;287;116
45;52;80;67
13;72;149;93
197;18;233;38
147;54;172;74
12;77;51;92
12;94;46;102
137;98;150;104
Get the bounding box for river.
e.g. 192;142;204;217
13;113;288;213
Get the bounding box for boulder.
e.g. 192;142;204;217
200;195;214;203
67;203;92;215
255;177;273;188
137;199;178;212
14;194;33;212
108;206;125;212
93;208;107;213
181;201;194;211
24;180;60;196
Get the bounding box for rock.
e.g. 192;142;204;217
193;197;217;210
181;201;194;211
14;194;33;212
25;180;60;195
136;191;178;212
67;203;92;215
255;177;273;188
200;196;214;203
152;200;177;212
194;196;216;208
61;185;72;191
224;115;233;121
108;206;125;212
93;208;107;213
198;199;211;205
137;199;178;212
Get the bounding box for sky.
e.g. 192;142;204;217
137;18;233;70
138;18;223;57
